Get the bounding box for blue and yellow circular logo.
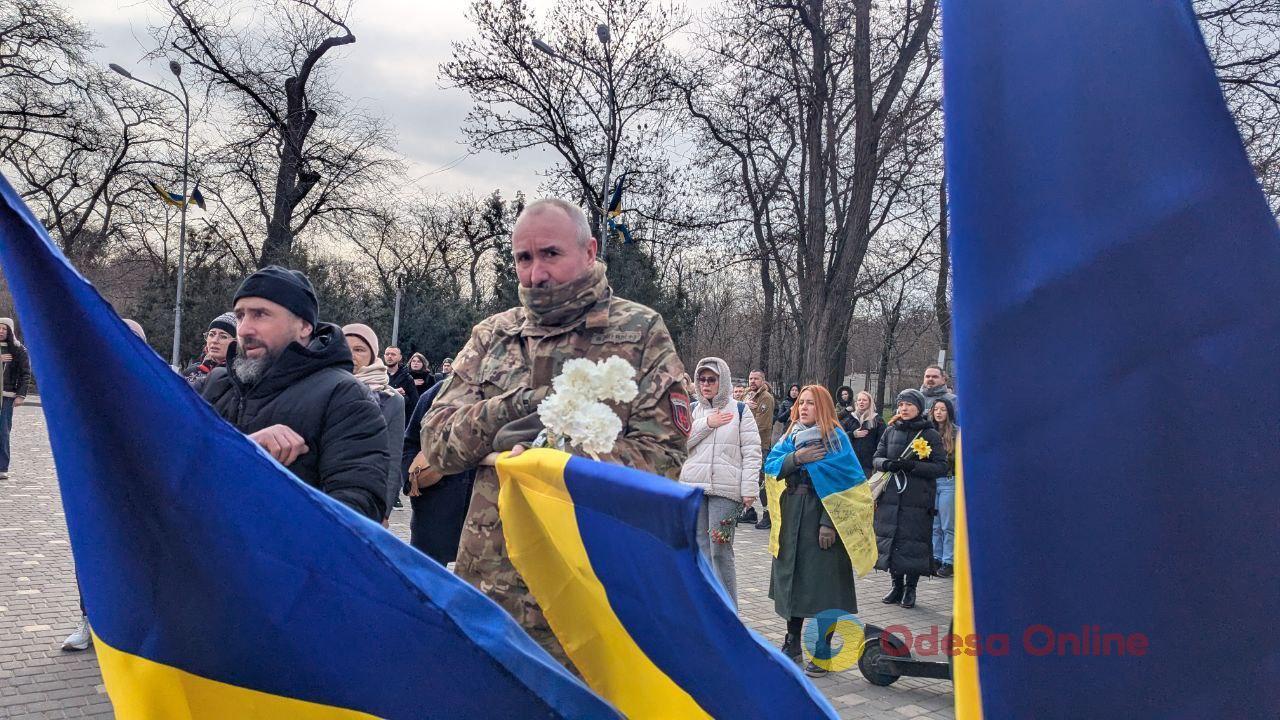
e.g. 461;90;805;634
802;610;866;672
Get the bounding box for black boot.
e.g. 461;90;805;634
755;510;772;530
900;586;917;609
780;633;802;663
738;506;758;525
937;563;953;578
882;580;905;605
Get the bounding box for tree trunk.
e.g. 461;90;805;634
875;301;903;409
935;177;952;358
757;253;775;376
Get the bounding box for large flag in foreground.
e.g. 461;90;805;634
944;1;1280;718
0;174;617;718
497;449;837;719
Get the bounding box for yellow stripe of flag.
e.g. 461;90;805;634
496;449;709;720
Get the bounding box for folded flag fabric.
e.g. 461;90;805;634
944;0;1280;717
762;427;876;576
497;449;837;719
0;172;617;719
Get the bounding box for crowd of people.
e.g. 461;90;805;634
1;196;963;679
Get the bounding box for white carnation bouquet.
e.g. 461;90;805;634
534;356;638;458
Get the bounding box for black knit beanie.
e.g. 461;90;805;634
896;388;928;415
232;266;318;328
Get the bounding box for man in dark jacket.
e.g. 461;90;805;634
401;381;475;565
202;266;389;521
920;365;958;410
382;346;419;418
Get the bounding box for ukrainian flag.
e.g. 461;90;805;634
0;174;617;718
946;0;1280;716
498;449;837;719
762;428;876;576
150;180;189;208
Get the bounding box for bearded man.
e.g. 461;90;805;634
203;266;389;521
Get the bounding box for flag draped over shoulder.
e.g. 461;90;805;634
761;428;875;576
496;449;837;720
0;173;617;719
944;0;1280;717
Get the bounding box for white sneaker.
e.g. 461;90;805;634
0;472;9;480
61;617;92;651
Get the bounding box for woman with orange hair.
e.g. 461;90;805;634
763;385;865;677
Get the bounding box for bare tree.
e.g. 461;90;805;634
1197;0;1280;213
676;0;941;387
0;0;93;145
157;0;395;265
0;2;175;262
6;78;170;261
443;0;685;248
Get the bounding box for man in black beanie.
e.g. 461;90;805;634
202;265;389;521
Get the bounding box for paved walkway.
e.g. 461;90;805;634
0;403;954;718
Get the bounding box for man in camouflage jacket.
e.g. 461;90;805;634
420;198;690;668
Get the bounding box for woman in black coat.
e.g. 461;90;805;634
834;386;857;432
849;390;885;475
0;318;30;480
872;389;948;609
402;381;475;565
775;384;801;426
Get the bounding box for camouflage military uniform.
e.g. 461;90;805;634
421;261;689;667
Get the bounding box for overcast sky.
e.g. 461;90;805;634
63;0;595;200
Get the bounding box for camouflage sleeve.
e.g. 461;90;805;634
603;315;689;480
420;321;544;475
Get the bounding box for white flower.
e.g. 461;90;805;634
568;401;624;456
537;391;585;439
552;358;598;398
597;355;639;403
537;356;638;457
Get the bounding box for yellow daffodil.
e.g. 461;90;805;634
911;436;932;459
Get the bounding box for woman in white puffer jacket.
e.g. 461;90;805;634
680;357;762;608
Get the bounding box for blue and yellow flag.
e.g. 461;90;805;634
150;180;206;210
0;173;617;718
945;0;1280;717
761;427;875;576
497;449;837;719
605;174;634;244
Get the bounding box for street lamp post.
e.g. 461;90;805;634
532;26;616;260
391;272;405;348
109;61;191;370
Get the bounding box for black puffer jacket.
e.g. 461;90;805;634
202;323;389;521
872;414;948;575
1;342;31;397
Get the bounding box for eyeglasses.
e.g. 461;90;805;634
696;377;719;384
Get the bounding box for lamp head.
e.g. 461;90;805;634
532;37;558;57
